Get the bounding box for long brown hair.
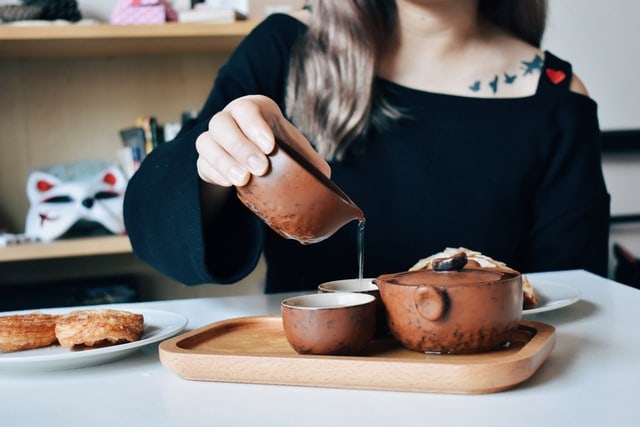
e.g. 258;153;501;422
285;0;548;160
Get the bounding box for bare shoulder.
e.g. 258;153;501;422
569;73;590;96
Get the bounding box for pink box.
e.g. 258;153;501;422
110;0;177;25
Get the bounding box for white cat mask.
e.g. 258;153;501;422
25;165;126;242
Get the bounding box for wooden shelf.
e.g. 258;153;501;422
0;21;253;266
0;21;258;58
0;235;132;263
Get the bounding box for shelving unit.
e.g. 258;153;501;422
0;21;256;262
0;21;257;58
0;21;257;300
0;235;131;262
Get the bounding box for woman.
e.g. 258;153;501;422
124;0;610;293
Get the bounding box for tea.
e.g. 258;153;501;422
357;220;366;288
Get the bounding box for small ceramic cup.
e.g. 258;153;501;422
281;292;376;355
318;278;389;338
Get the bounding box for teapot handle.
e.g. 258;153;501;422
414;285;449;321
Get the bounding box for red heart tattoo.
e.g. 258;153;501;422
546;68;566;84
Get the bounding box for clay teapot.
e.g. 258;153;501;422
236;136;364;244
375;251;523;354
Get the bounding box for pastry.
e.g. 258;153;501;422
522;276;539;309
411;247;538;309
55;309;144;349
410;247;515;271
0;313;59;352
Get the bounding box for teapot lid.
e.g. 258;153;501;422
378;251;518;286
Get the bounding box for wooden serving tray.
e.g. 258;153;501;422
159;316;555;394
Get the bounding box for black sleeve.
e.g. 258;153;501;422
525;93;610;276
123;14;304;285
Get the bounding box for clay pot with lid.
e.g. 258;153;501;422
236;136;364;244
375;252;523;354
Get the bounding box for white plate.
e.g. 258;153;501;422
0;307;188;372
523;280;582;315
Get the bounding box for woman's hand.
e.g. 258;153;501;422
196;95;330;187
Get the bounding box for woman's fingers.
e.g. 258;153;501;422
212;110;269;175
223;96;278;155
196;94;330;187
195;131;238;186
196;106;271;187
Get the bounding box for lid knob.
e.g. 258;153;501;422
432;251;467;272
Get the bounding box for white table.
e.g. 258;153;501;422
1;270;638;427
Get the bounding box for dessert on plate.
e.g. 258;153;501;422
0;308;144;353
410;247;538;309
